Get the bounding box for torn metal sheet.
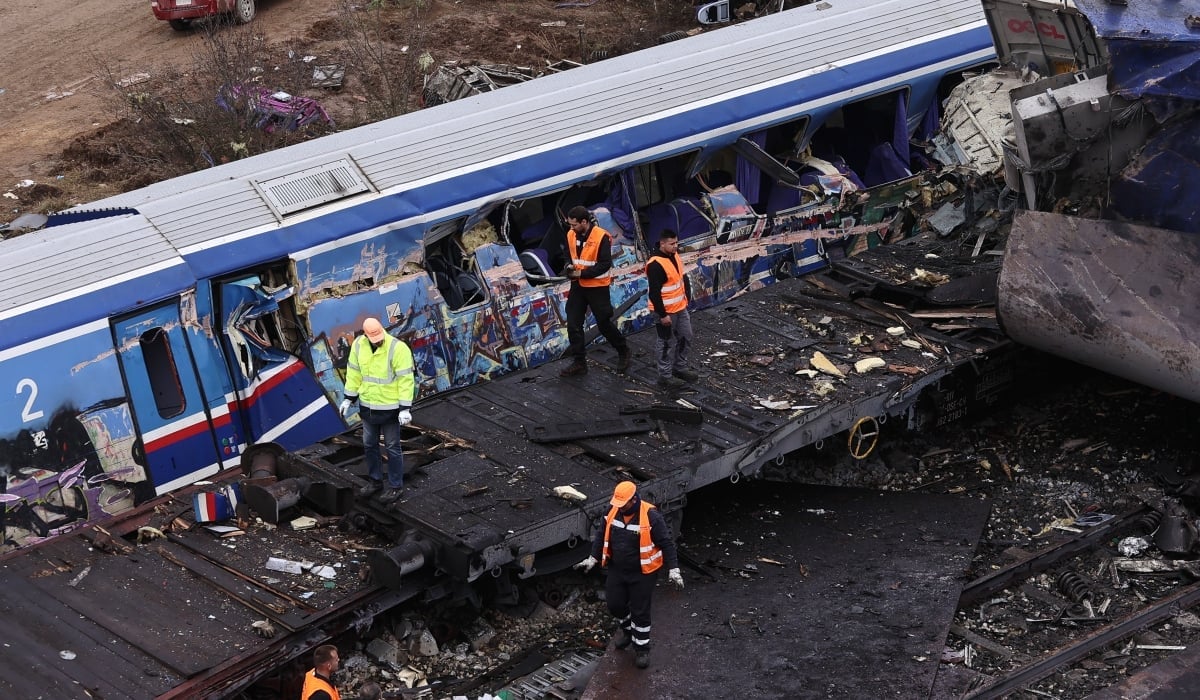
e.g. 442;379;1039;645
1075;0;1200;103
998;211;1200;403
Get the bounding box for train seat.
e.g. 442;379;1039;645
520;248;556;282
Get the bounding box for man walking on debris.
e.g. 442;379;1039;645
301;644;341;700
340;317;416;505
559;205;631;377
645;229;697;389
574;480;684;669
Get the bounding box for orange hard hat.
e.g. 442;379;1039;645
610;481;637;508
362;318;386;342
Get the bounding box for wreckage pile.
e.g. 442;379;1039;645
302;356;1200;699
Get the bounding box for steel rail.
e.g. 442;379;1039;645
958;505;1151;607
965;577;1200;699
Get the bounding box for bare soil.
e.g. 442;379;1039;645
0;0;691;222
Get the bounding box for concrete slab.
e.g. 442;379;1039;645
582;482;991;699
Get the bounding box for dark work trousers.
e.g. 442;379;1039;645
566;284;629;362
359;407;404;489
654;308;693;379
605;567;658;648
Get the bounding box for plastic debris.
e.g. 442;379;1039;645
854;357;886;374
265;557;304;574
810;351;845;378
553;485;587;501
1117;536;1151;557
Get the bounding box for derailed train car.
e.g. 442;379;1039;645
0;0;996;554
932;0;1200;402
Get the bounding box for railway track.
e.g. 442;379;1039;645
947;503;1200;698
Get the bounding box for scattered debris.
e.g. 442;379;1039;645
810;351;845;378
553;485;587;501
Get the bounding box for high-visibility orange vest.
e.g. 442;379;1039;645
302;670;341;700
600;500;664;574
567;226;612;288
647;252;687;314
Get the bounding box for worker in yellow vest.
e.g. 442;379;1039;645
559;205;631;377
301;644;340;700
340;317;416;505
574;481;683;669
646;229;697;390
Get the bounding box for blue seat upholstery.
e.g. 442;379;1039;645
520;248;556;282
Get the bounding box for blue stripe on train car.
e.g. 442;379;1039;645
182;27;994;276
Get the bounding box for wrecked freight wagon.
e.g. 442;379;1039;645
0;0;995;555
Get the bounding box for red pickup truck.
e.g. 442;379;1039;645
152;0;257;31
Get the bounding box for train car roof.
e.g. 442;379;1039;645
0;0;991;350
0;213;193;350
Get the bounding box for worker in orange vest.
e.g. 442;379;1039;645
646;229;697;390
559;205;631;377
300;644;340;700
574;481;683;669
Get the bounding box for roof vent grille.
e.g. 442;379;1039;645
256;159;372;216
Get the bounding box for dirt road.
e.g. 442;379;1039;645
0;0;336;183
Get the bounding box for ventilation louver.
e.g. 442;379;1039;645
255;159;372;217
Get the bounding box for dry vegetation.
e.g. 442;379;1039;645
3;0;694;224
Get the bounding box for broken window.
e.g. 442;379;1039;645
803;88;912;189
424;219;491;310
140;328;185;419
220;270;303;381
507;179;631;285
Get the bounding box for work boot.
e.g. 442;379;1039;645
672;368;698;382
635;646;650;669
615;628;634;650
378;487;404;504
616;350;632;373
357;480;382;499
559;361;588;377
657;375;685;390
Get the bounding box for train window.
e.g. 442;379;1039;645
139;327;186;419
424;219;491;311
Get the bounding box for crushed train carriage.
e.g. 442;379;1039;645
933;0;1200;402
0;0;996;555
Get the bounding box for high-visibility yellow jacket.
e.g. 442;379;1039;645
568;225;612;288
343;333;415;410
301;670;340;700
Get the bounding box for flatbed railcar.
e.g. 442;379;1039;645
0;0;993;555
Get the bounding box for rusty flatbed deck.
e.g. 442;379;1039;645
0;233;1011;698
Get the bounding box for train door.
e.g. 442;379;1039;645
215;274;345;451
114;302;226;494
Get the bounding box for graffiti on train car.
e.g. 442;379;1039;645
2;331;153;552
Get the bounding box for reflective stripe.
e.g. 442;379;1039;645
567;225;612;287
600;500;664;574
647;253;687;313
344;334;416;409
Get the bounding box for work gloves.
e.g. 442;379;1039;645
573;555;598;573
668;568;684;589
398;409;413;426
339;399;353;417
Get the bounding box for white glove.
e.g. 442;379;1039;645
668;568;684;589
339;399;353;417
573;555;597;572
397;409;413;425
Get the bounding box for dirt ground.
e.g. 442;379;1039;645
0;0;691;223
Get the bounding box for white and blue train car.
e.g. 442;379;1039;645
0;0;993;553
